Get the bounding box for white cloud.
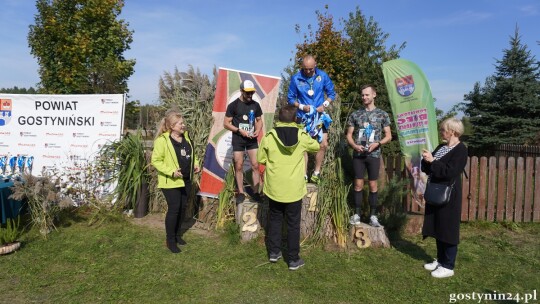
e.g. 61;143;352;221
420;10;493;27
519;5;539;16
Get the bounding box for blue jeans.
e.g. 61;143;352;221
436;239;458;270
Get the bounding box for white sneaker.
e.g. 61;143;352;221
349;214;361;225
369;215;381;227
424;259;439;271
431;266;454;278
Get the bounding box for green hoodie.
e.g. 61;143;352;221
151;131;199;189
257;122;320;203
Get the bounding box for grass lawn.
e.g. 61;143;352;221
1;213;539;304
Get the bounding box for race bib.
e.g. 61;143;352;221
238;123;250;132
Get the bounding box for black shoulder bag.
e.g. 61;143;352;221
424;177;454;206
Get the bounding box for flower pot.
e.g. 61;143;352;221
0;241;21;255
134;181;149;218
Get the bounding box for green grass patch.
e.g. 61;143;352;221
1;216;539;303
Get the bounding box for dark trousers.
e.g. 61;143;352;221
436;239;458;270
162;182;191;242
266;198;302;262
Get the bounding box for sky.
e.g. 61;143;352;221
0;0;539;113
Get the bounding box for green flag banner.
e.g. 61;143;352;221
382;59;439;208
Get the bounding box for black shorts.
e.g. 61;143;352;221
232;138;258;152
352;156;380;181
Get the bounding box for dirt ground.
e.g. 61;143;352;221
130;212;166;230
129;212;217;237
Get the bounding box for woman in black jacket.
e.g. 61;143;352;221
421;117;467;278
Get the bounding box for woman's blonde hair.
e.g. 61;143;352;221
155;110;183;138
440;117;464;137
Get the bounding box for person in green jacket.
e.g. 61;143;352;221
151;110;200;253
257;105;320;270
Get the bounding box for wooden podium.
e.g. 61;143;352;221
349;222;390;248
236;200;268;242
195;183;390;248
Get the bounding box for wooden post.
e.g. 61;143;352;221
523;157;534;222
236;199;268;242
300;183;319;239
349;222;390;248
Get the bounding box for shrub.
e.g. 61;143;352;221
0;216;22;245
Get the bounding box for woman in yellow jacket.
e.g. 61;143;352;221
151;110;200;253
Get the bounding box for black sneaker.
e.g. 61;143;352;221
176;237;186;245
269;252;282;263
288;258;305;271
166;241;181;254
251;192;262;202
236;193;246;204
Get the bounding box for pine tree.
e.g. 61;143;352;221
464;27;540;149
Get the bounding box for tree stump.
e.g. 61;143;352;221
236;199;268;242
194;197;218;230
349;222;390;248
403;212;424;236
300;183;320;239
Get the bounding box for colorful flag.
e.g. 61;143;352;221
198;68;280;198
382;59;439;207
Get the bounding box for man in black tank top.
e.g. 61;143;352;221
224;80;263;204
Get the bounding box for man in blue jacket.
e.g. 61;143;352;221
287;55;336;184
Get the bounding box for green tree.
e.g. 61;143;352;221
0;86;37;94
342;9;406;116
123;99;140;130
28;0;135;94
293;8;355;97
462;28;540;149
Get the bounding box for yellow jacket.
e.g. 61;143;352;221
151;131;199;189
257;122;320;202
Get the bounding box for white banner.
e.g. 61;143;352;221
0;94;124;176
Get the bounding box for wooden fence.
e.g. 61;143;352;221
384;155;540;223
469;144;540;158
495;144;540;157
